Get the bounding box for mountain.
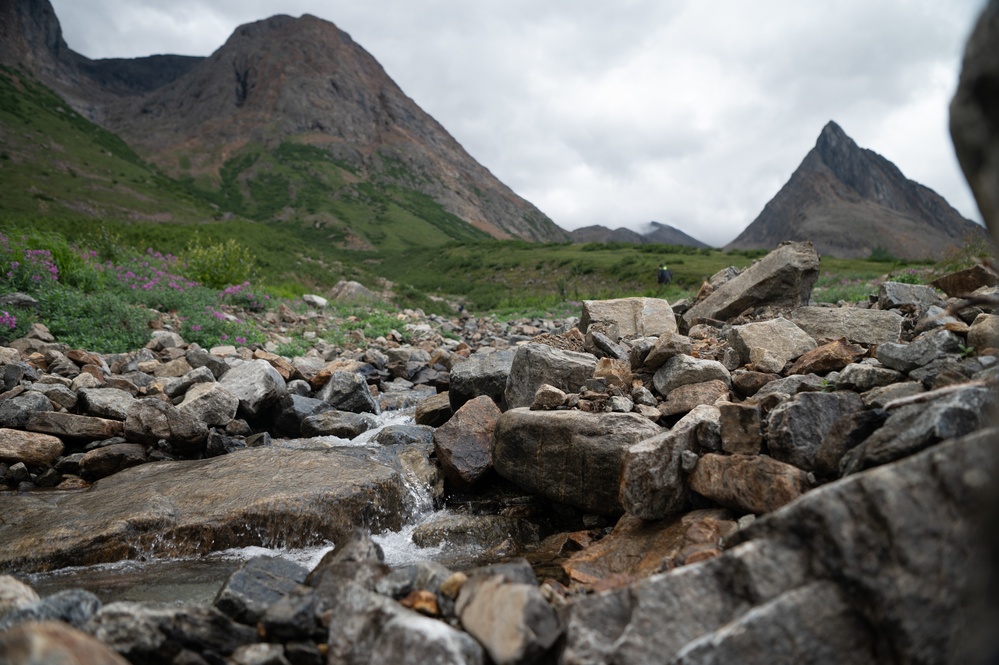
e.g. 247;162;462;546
569;221;710;248
724;121;985;259
0;0;568;247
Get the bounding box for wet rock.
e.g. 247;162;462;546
219;359;288;417
684;242;819;325
504;343;598;410
563;510;738;585
124;398;208;454
652;354;730;397
0;589;101;631
658;380;729;418
688;453;809;515
0;621;131;665
495;409;661;515
372;424;434;447
0;428;63;467
414;392;451;427
433;395;502;491
728;318;816;369
876;329;964;373
412;514;542;551
791;306;904;345
456;574;561;665
176;381;240;428
718;402;762;455
315;370;379;415
0;447;410;572
78;387;136;421
25;411;124;441
580;297;677;338
620;405;719;520
449;349;515;412
878;281;943;311
214;556;309;625
766;391;864;471
270;394;333;437
301;410;377;439
79;443;148;481
85;601;257;665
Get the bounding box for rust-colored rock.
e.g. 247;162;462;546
787;337;866;375
658;380;729;418
689;453;809;515
433;395;502;491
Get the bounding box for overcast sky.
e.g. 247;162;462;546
49;0;988;247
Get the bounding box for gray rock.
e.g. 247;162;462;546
643;332;694;371
258;585;320;643
835;362;902;391
214;555;309;625
124;398;208;454
27;382;75;410
372;424;434;447
177;381;240;428
503;343;598;410
653;354;730;397
78;387;136;421
0;589;101;631
163;365;216;399
878;281;943;311
876;329;964;373
449;349;515;412
751;374;826;402
316;370;379;414
456;574;562;665
205;429;247;457
727;317;816;368
861;381;925;408
791;306;904;345
684;242;819;325
0;391;52;429
85;601;257;664
219;359;288;417
620;405;719;520
301;410;377;439
185;347;229;379
766;391;865;471
813;409;890;478
580;297;677;338
494;409;661;515
271;394;334;437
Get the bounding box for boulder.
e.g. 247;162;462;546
449;349;515;412
727;318;816;368
876;329;964;373
658;380;729;418
683;242;819;325
0;391;52;429
214;556;309;625
930;264;999;297
414;392;452;427
78;443;148;481
176;382;240;428
315;371;379;415
688;453;810;515
0;429;63;467
433;395;502;491
620;405;719;520
412;514;542;552
503;343;598;410
718;402;762;455
0;589;101;631
580;298;677;338
791;306;904;345
835;362;902;392
270;393;333;437
300;410;377;439
124;398;209;454
786;337;867;375
372;424;434;447
0;621;130;665
877;281;943;311
643;332;694;371
218;359;288;417
0;447;412;572
653;354;730;397
77;388;135;421
494;409;661;515
766;391;865;471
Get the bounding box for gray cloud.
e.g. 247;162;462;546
50;0;988;247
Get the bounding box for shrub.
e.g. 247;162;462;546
182;234;256;289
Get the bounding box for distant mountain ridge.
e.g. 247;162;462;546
0;0;568;245
725;121;984;259
569;221;710;248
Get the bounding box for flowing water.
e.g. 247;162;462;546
24;408;485;605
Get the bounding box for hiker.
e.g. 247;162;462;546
657;263;672;285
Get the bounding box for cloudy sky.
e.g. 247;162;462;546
49;0;988;247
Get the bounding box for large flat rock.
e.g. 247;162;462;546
0;447;410;573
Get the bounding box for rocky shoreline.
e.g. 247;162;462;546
0;239;997;664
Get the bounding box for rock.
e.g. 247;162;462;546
836;362;902;391
0;428;63;467
968;313;999;351
28;382;76;410
78;443;148;481
562;510;738;585
0;447;411;572
0;621;131;665
688;453;810;515
494;409;661;515
728;318;816;369
876;329;964;373
330;279;377;301
449;349;515;412
176;381;240;428
791;306;904;345
205;429;246;457
85;601;257;664
658;380;729;418
531;383;567;410
302;293;328;309
124;398;208;454
0;391;52;429
684;242;819;325
230;643;293;665
372;424;434;447
643;332;694;371
878;281;943;311
786;337;867;375
930;264;999;297
412;514;542;551
593;357;632;390
300;410;376;439
185;347;229;379
620;405;719;520
580;298;677;338
766;391;864;471
456;574;561;665
77;387;135;421
861;381;925;408
433;395;502;491
0;575;39;619
730;369;778;398
315;370;379;415
270;394;333;437
24;411;123;441
718;402;762;455
218;359;288;417
504;343;598;410
414;392;451;427
214;555;309;625
163;365;216;399
0;589;101;631
813;409;890;479
652;354;730;397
